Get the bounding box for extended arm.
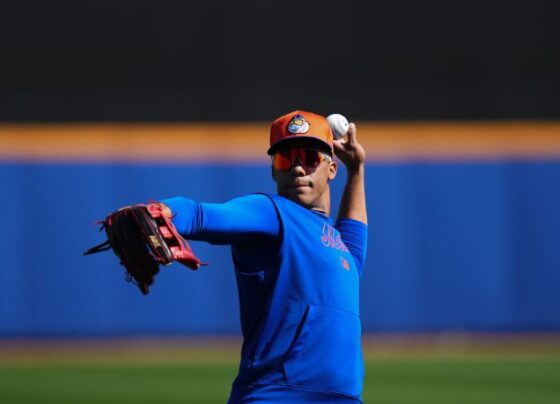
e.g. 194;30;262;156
160;194;280;245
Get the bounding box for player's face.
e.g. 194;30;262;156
272;147;337;211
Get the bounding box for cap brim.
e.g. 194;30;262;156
267;136;333;156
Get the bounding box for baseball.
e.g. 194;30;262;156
326;114;349;140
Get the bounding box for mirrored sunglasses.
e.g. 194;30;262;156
272;148;330;170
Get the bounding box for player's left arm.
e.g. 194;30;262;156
334;122;367;224
334;122;368;274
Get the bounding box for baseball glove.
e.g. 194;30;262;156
84;203;206;295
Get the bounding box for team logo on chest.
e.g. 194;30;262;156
320;223;349;252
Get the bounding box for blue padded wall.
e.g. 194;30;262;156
1;161;559;336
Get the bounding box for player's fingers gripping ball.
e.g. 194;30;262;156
84;203;206;295
326;113;350;140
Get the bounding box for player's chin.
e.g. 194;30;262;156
284;188;314;206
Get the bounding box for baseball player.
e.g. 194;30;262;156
158;110;368;402
87;110;367;402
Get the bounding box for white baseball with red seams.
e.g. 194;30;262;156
326;114;349;140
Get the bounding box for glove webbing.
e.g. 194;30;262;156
109;208;159;294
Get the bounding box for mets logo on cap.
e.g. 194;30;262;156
287;114;310;134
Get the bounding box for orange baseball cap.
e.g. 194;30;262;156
267;110;334;155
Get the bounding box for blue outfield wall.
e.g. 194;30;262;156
1;161;559;336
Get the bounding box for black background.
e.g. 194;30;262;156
1;0;558;121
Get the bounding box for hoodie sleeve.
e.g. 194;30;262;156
160;194;280;245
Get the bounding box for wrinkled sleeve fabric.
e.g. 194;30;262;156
160;194;280;245
335;218;368;276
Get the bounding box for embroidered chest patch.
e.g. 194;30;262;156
320;223;350;253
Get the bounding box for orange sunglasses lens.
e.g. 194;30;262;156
273;152;293;170
272;149;325;170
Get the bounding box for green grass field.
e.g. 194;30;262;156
1;340;559;403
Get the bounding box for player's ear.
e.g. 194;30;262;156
271;165;277;182
328;159;337;181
